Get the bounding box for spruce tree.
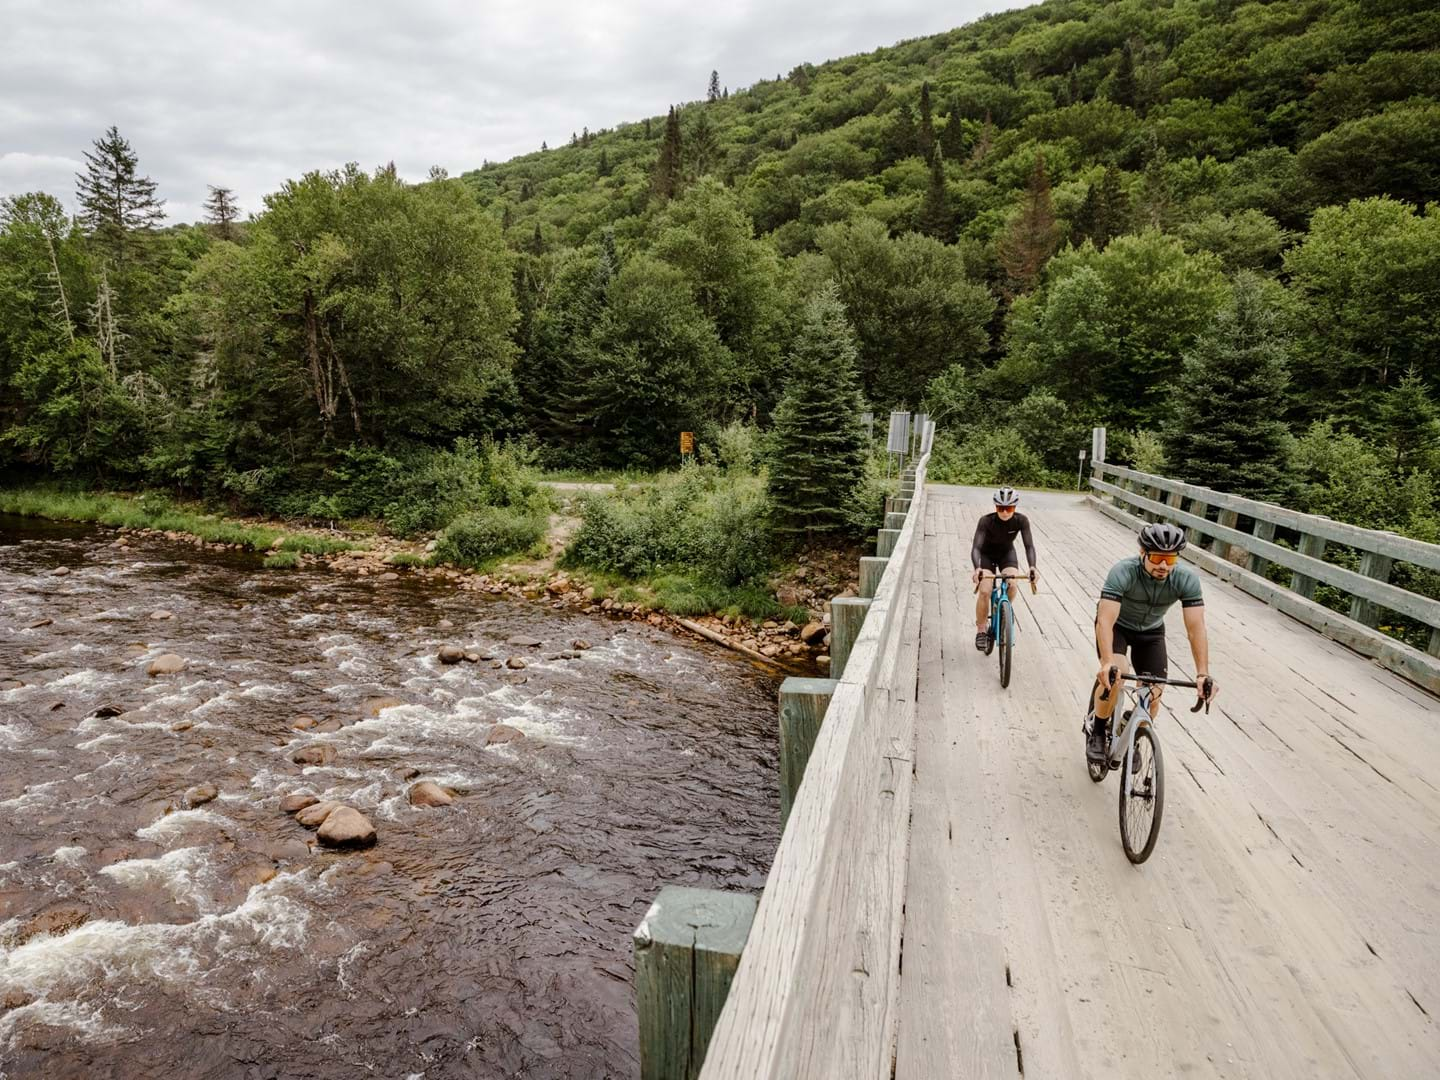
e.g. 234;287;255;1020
998;153;1058;295
917;82;936;161
1168;273;1293;499
917;150;954;242
203;185;239;241
939;103;967;161
767;284;868;537
652;106;684;200
1094;165;1129;247
882;102;918;165
1110;41;1137;108
75;125;164;268
1379;368;1440;471
707;70;721;103
597;148;611;177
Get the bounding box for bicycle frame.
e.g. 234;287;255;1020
1100;673;1212;767
988;576;1013;641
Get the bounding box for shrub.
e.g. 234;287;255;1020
434;504;548;566
263;551;300;570
926;428;1068;488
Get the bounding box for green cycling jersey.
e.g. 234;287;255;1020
1099;556;1204;632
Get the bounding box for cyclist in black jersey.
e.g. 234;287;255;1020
1088;522;1218;763
970;486;1039;652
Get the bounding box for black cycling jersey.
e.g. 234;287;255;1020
970;511;1037;570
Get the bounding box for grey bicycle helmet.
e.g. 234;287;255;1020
1138;521;1187;553
993;486;1020;507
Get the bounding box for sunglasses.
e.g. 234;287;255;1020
995;505;1016;513
1144;551;1179;566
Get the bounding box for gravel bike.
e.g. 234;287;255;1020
974;569;1036;689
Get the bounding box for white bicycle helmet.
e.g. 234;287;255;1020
994;486;1020;507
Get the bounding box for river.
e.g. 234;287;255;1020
0;515;780;1079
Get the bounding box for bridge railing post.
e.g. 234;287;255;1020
859;556;888;599
1349;548;1395;628
1248;519;1277;577
885;512;907;531
829;596;872;678
634;887;757;1080
778;677;837;824
876;528;902;558
1213;509;1239;560
1291;528;1328;600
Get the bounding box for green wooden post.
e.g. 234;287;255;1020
1349;549;1395;627
1291;531;1328;600
859;556;888;598
1248;520;1277;577
634;887;758;1080
885;511;907;531
778;677;837;823
876;528;901;558
1212;509;1239;560
830;597;872;678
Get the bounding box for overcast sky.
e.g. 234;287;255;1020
1;0;1019;224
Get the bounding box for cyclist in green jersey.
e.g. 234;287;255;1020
1088;522;1218;763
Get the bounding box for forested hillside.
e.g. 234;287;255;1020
2;0;1438;555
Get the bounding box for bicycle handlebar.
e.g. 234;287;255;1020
1098;667;1214;713
973;568;1039;595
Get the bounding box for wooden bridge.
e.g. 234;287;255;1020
635;456;1440;1079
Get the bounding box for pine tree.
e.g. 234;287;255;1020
75;125;164;268
767;284;868;537
688;110;719;177
917;150;954;242
529;223;545;255
707;70;721;103
1379;368;1440;471
501;204;514;232
652;105;684;200
1094;165;1129;247
1110;41;1137;108
969;111;995;166
998;153;1059;295
203;185;239;241
597;148;612;177
918;82;936;162
1168;274;1293;499
939;103;967;160
1137;138;1172;229
882;102;918;164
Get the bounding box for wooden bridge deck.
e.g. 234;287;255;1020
894;485;1440;1079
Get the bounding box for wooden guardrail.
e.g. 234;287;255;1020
1089;461;1440;694
692;447;928;1079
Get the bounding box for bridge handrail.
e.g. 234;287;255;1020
699;451;930;1079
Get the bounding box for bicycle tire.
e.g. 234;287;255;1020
1119;724;1164;863
998;602;1013;688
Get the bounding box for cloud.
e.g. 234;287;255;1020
0;0;1016;224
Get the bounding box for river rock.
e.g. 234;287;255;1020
90;704;125;718
486;723;525;745
292;716;318;730
464;652;481;663
234;863;278;888
150;610;174;621
280;794;318;814
25;618;53;629
378;572;399;582
506;656;527;670
816;655;831;671
2;989;33;1010
183;783;218;808
508;635;542;647
295;800;341;827
408;781;453;807
17;904;89;943
312;718;343;733
800;621;826;644
438;646;465;665
437;618;454;630
51;566;70;577
170;720;193;732
317;806;377;849
292;743;337;766
146;654;186;677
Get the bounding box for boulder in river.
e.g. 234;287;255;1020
51;566;70;577
507;635;542;647
17;904;89;944
292;743;337;766
295;800;341;828
183;783;218;808
292;716;318;730
570;638;592;650
146;654;186;677
150;610;174;621
437;618;454;630
313;718;343;733
318;806;377;849
25;618;53;629
438;645;465;665
170;720;193;732
361;697;404;717
280;793;318;814
800;621;826;644
486;723;525;745
90;704;125;719
408;781;453;807
506;656;527;670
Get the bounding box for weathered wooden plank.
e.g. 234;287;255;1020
1349;550;1395;627
635;887;758;1080
830;597;873;678
1248;519;1277;576
1090;478;1440;631
886;511;908;530
778;677;837;824
877;528;902;558
1291;531;1328;600
1096;462;1440;572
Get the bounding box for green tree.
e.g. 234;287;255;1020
1297;103;1440;208
203;186;240;241
917;82;936;161
998;152;1059;296
1167;273;1293;499
1378;369;1440;473
1109;41;1137;109
75;126;164;270
767;284;867;536
708;70;721;103
916;150;954;243
653;106;684;200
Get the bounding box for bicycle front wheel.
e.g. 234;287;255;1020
1119;725;1164;864
998;602;1013;688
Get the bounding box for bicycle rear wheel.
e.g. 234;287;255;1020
1118;725;1164;863
998;602;1013;688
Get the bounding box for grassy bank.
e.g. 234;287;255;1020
0;487;359;554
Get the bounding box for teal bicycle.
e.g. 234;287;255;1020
974;569;1037;689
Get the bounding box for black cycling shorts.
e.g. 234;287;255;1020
1095;620;1167;678
976;545;1019;572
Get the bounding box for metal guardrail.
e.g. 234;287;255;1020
1090;461;1440;693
